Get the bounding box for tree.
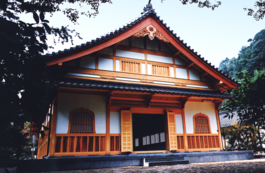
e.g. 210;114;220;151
0;0;111;166
221;70;265;152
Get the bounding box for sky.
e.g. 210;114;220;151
23;0;265;67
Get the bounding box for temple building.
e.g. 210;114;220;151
37;8;238;159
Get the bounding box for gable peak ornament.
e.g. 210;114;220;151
133;25;169;43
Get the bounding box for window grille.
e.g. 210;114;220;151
121;61;141;73
146;136;150;145
142;137;147;145
69;108;94;134
151;135;155;144
135;138;139;147
194;115;210;134
152;65;169;76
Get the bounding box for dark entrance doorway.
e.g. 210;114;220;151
132;114;166;151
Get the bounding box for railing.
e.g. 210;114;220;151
110;134;121;152
37;130;49;159
37;136;48;159
176;135;184;150
55;134;106;155
187;134;220;150
54;134;121;156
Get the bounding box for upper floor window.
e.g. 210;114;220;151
152;64;169;76
69;108;95;134
121;60;141;73
194;114;210;134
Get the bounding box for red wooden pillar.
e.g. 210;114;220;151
49;94;58;157
181;99;188;151
215;102;223;150
106;105;110;154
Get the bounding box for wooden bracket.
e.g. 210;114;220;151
200;72;208;78
187;62;195;69
180;98;189;109
215;102;222;110
174;51;180;57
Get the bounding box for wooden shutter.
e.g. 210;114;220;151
167;111;178;151
121;110;133;152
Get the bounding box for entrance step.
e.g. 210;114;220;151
143;156;189;167
149;160;189;166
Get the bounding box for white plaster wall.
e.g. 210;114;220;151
101;48;113;56
189;69;200;81
170;67;174;78
147;64;152;75
98;58;113;71
147;54;173;64
110;112;120;134
56;93;106;134
116;60;120;71
176;68;187;79
80;56;95;69
141;63;146;74
146;38;159;51
175;114;183;134
132;37;144;49
185;102;218;134
175;57;187;66
116;50;145;60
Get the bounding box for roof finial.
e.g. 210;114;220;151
141;0;153;15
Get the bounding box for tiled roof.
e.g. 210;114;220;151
46;8;238;84
54;78;231;99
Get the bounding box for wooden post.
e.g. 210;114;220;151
181;99;188;151
215;102;223;150
106;104;111;154
49;94;58;157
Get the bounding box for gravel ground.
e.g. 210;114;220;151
45;159;265;173
1;159;265;173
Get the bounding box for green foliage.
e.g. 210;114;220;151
0;0;111;167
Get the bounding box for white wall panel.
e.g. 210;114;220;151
101;48;113;56
175;114;183;134
80;56;95;69
154;81;175;85
147;64;152;75
116;60;120;71
132;37;144;49
175;57;187;66
186;84;208;89
98;58;113;71
116;50;145;60
110;112;120;134
146;38;159;51
185;102;218;134
176;68;187;79
147;54;173;64
56;93;106;134
170;67;174;78
189;69;200;81
141;63;146;74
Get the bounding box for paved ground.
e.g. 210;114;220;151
1;159;265;173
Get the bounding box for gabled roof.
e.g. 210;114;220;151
46;9;238;89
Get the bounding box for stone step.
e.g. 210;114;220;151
148;160;189;166
145;156;184;162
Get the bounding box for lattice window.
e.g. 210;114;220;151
194;114;210;134
69;108;95;134
121;61;140;73
152;65;169;76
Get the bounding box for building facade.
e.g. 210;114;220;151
37;9;238;158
